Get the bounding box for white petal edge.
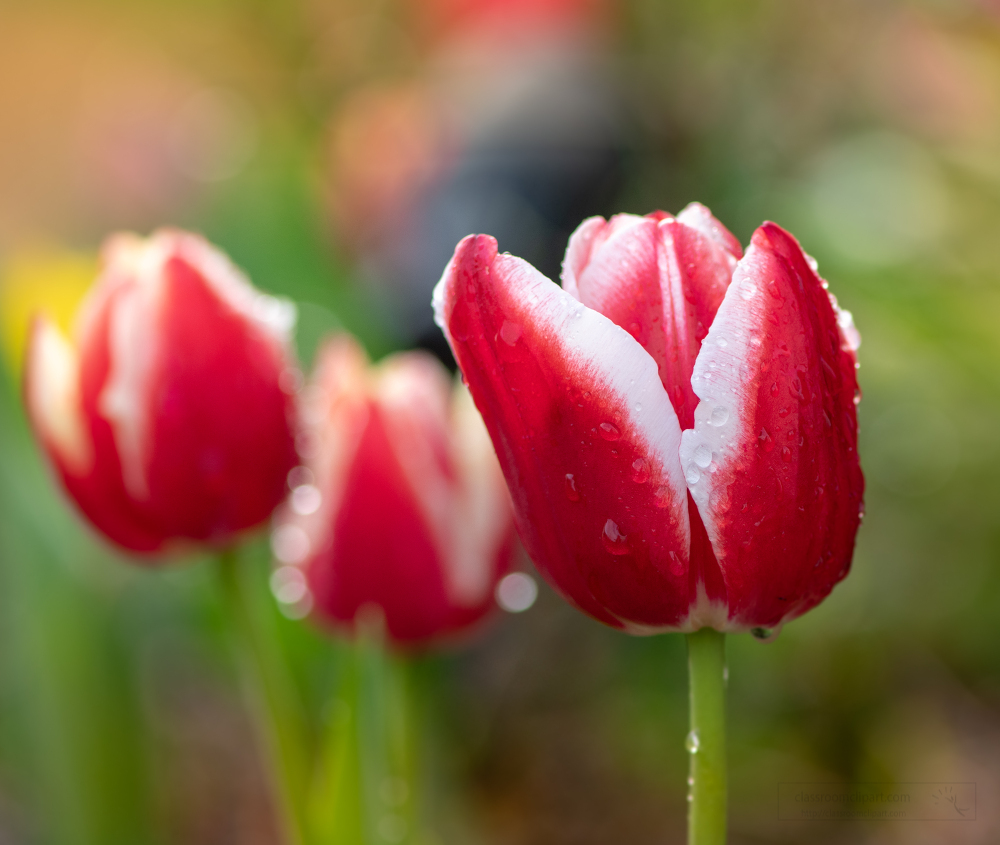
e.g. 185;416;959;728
26;319;93;476
433;247;691;567
679;240;770;562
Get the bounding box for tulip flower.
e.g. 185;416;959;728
24;229;299;553
272;335;517;646
432;203;863;636
434;204;864;845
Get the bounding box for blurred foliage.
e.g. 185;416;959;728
2;0;1000;843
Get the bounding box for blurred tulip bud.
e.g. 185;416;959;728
24;229;299;553
435;204;864;637
272;335;517;646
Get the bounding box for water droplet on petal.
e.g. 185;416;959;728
499;319;522;345
751;626;776;642
781;447;792;463
685;464;702;485
654;486;672;508
631;457;650;483
717;337;728;348
599;422;620;441
853;387;862;406
709;406;729;426
693;444;713;468
272;525;310;565
739;279;757;299
291;484;322;516
564;473;580;501
602;519;630;555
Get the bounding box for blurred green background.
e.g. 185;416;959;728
1;0;1000;843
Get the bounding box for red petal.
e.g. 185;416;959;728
560;209;738;428
137;253;297;541
680;222;864;631
435;234;693;631
43;284;170;552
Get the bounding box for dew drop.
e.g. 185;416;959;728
685;464;701;485
766;279;782;299
685;730;700;753
602;519;630;555
564;474;580;502
654;486;672;508
778;406;790;418
749;334;763;348
599;422;620;441
291;484;322;516
709;406;729;426
717;337;728;348
631;458;650;484
693;444;713;468
739;279;757;299
751;627;772;640
781;446;792;463
758;428;774;453
770;382;779;397
499;320;522;345
853;387;862;406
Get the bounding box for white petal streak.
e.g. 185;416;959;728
679;241;770;556
446;383;511;606
493;253;690;556
26;319;93;476
98;265;163;500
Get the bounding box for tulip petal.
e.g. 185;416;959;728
374;354;511;609
307;402;478;643
680;223;864;631
434;234;692;631
560;209;739;428
676;201;744;260
37;291;169;552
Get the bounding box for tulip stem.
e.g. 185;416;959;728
686;628;727;845
216;547;308;845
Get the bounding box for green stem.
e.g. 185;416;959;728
216;548;308;845
686;628;727;845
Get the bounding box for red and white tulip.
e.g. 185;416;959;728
25;229;299;553
433;204;864;635
272;336;516;645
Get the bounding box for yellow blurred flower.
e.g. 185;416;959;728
0;246;96;379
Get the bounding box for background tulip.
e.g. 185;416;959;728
24;229;299;553
272;335;517;646
433;205;864;635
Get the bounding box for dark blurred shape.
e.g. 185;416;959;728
324;0;625;366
